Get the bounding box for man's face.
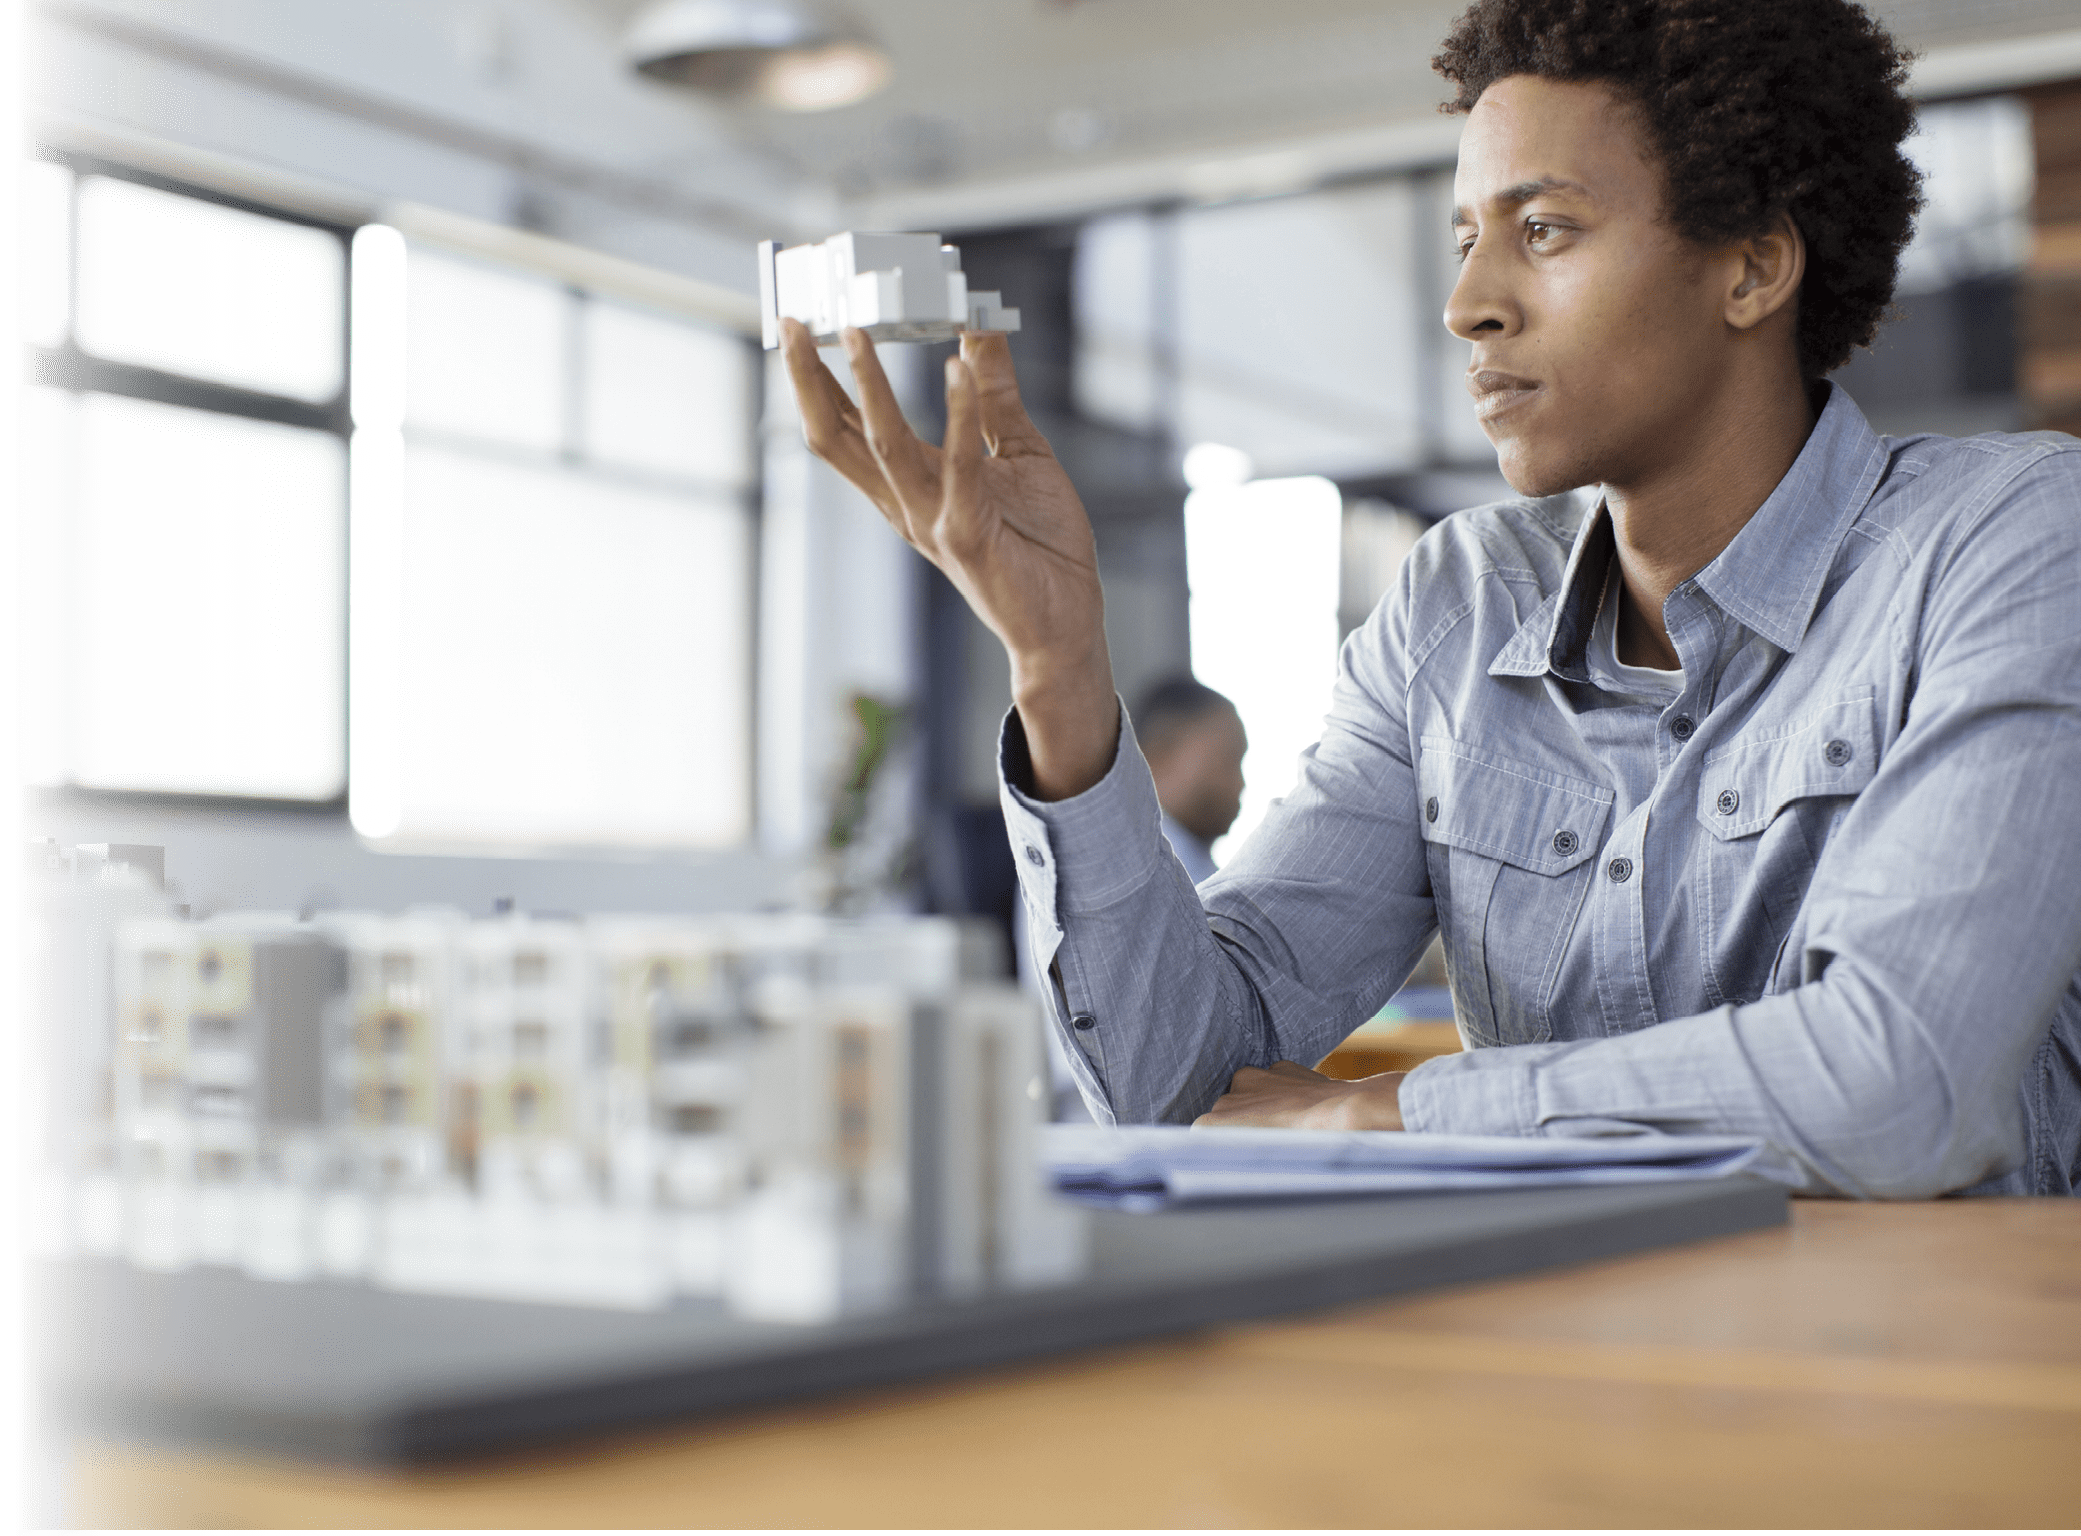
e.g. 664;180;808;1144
1448;75;1738;497
1150;707;1248;846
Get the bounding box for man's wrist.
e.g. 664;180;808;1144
1324;1073;1405;1132
1010;643;1119;802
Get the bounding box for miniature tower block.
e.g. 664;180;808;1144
759;232;1020;348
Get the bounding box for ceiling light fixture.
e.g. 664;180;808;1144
625;0;892;112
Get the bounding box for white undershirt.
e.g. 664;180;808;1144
1591;568;1683;698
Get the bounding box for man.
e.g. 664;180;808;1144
782;0;2081;1197
1134;677;1248;885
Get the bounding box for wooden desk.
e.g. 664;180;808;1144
1318;1018;1463;1080
65;1200;2081;1528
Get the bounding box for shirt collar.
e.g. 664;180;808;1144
1489;383;1890;681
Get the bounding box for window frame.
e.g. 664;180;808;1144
25;145;768;847
27;145;357;812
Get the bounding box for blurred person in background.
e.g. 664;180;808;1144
784;0;2081;1198
1134;677;1248;885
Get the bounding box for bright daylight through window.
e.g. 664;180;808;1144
20;159;349;800
19;157;758;847
1184;471;1343;863
348;233;755;850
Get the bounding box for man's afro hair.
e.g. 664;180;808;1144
1433;0;1923;379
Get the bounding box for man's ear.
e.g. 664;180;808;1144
1726;210;1804;333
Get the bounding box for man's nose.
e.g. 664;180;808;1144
1443;240;1518;342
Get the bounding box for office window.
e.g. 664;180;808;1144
1177;183;1425;479
1072;211;1164;436
17;386;74;788
1185;476;1344;860
1075;183;1439;480
74;174;344;403
582;301;753;488
71;395;345;797
20;157;71;350
403;248;566;451
387;448;749;847
350;231;757;850
22;156;351;801
1898;95;2033;296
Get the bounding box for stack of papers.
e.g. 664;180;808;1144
1047;1124;1764;1210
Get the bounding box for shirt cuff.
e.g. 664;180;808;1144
997;698;1169;930
1398;1043;1572;1136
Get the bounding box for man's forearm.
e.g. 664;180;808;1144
1010;636;1121;803
1004;694;1440;1126
1399;957;2051;1197
1003;705;1280;1123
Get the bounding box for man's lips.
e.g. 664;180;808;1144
1468;368;1539;421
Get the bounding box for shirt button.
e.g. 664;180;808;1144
1607;857;1634;883
1716;788;1740;816
1551;829;1578;856
1424;796;1440;824
1670;714;1695;741
1823;738;1853;767
1070;1013;1097;1031
1024;845;1045;867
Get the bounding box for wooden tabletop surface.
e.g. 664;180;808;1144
66;1198;2081;1528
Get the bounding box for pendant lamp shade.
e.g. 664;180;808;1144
625;0;892;112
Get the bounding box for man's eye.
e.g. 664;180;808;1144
1526;221;1556;245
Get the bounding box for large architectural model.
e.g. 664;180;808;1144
758;232;1020;348
32;851;1087;1321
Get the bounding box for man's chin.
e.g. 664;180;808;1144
1492;438;1594;501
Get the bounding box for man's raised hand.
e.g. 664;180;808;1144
779;317;1119;799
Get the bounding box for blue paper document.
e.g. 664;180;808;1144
1047;1124;1765;1210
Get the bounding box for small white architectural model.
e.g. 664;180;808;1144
759;232;1020;348
42;867;1091;1321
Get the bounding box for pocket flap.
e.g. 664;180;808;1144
1698;692;1878;840
1417;735;1614;875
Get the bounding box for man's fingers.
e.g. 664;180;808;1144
780;318;853;445
842;327;936;502
941;355;985;556
781;320;916;533
960;331;1048;455
781;323;879;470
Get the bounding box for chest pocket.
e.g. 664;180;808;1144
1418;735;1613;1047
1696;691;1879;1003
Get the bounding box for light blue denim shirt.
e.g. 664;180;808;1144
1001;386;2081;1198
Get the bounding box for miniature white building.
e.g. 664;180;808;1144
80;902;1090;1319
759;232;1020;348
592;915;751;1295
328;911;462;1197
109;917;206;1271
457;914;592;1204
939;985;1089;1296
729;976;915;1324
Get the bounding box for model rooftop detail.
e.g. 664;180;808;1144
759;232;1020;348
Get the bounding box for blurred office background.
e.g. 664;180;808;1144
16;0;2081;955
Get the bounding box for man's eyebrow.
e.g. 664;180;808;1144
1450;176;1595;225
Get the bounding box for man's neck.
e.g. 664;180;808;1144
1605;368;1819;670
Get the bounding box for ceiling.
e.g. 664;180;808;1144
566;0;2081;222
